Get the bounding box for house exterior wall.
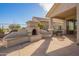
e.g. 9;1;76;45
48;17;67;35
77;4;79;43
32;17;49;30
27;21;38;28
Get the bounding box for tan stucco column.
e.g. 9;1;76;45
77;4;79;44
63;20;67;35
48;17;53;36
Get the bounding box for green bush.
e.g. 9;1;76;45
9;24;21;31
0;28;4;33
37;22;44;29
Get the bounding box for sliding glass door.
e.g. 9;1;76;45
66;19;76;34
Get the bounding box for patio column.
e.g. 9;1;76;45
63;20;67;35
48;17;53;36
77;4;79;44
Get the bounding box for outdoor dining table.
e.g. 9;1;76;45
53;30;63;36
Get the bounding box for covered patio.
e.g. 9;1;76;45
46;3;77;43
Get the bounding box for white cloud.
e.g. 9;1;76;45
39;3;54;12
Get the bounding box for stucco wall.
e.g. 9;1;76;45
49;18;66;33
77;4;79;43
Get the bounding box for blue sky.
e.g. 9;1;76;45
0;3;48;25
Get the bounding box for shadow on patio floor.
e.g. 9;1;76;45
31;37;52;56
0;41;31;56
47;43;79;56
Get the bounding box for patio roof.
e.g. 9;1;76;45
46;3;76;19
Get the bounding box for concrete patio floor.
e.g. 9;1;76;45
0;35;79;56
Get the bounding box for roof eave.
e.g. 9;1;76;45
46;3;60;17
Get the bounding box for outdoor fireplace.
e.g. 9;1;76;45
32;29;37;35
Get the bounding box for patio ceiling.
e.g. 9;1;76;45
52;7;76;19
46;3;76;20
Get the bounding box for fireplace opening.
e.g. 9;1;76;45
32;29;37;35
